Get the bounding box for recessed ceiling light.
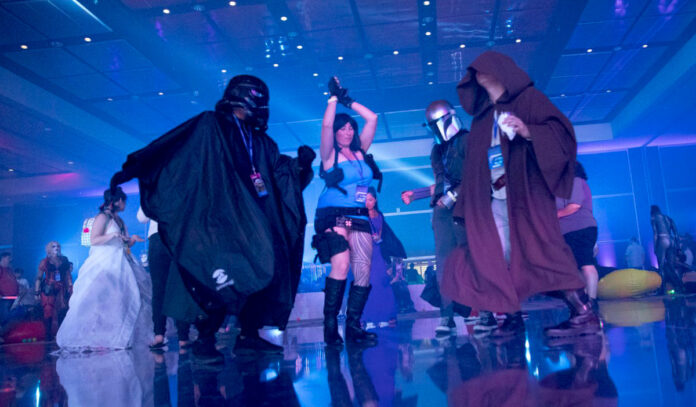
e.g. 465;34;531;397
428;81;433;85
221;69;227;73
313;73;318;77
280;16;288;21
337;56;343;60
642;44;648;48
273;63;279;67
162;8;170;14
393;50;399;55
20;44;28;50
587;48;593;53
8;169;14;172
560;93;566;97
297;45;303;49
158;91;164;95
515;38;522;43
84;37;92;42
427;61;433;65
459;43;466;48
424;1;431;5
606;89;612;93
67;161;74;165
323;91;329;95
229;1;237;6
425;31;431;36
107;97;113;101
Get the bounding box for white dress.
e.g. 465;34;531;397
56;218;153;350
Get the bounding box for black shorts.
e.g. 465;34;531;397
563;226;598;267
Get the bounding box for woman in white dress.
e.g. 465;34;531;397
56;187;153;350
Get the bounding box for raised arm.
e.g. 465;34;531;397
320;97;338;166
351;102;378;152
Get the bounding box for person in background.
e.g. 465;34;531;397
556;162;600;301
625;237;646;269
35;242;73;341
651;205;685;293
0;253;19;335
364;187;408;324
137;206;193;350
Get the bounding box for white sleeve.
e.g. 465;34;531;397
136;206;149;224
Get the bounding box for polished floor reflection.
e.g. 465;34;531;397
1;295;696;406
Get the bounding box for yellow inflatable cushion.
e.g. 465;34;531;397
597;268;662;300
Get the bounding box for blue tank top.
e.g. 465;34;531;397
317;159;373;220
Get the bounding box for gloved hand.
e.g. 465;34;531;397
110;171;127;193
297;145;316;169
328;76;354;108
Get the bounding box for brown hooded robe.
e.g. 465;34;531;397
441;51;584;313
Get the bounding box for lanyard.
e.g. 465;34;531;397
234;116;255;173
340;149;364;179
491;111;501;147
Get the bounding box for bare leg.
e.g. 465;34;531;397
581;265;599;299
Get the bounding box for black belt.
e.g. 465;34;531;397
315;206;369;219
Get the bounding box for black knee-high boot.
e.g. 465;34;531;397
324;277;347;346
544;289;601;338
345;284;377;346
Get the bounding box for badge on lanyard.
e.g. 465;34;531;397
355;185;368;203
251;173;268;197
488;145;504;170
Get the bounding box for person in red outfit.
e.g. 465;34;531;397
34;242;73;341
0;253;19;337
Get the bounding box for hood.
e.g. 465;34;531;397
457;51;533;117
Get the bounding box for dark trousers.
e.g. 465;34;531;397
432;206;457;312
149;233;171;336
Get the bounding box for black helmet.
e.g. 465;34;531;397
216;75;270;132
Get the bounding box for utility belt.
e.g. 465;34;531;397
312;206;370;264
314;206;370;234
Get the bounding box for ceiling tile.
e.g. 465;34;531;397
288;0;354;31
545;75;596;95
579;0;649;22
363;21;420;53
67;40;153;72
0;8;46;45
5;48;96;78
566;19;635;49
623;12;696;45
384;109;427;140
4;0;111;38
355;0;418;25
437;0;497;18
51;73;129;99
591;46;668;91
151;12;220;43
553;52;612;76
93;99;174;134
438;14;492;45
106;68;180;94
209;4;277;39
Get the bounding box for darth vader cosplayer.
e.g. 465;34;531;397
110;75;315;358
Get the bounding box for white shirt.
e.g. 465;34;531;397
137;206;158;238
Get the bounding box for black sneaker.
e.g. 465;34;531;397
489;312;525;339
234;335;284;356
473;311;498;333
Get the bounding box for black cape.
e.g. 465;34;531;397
376;213;407;265
112;111;311;328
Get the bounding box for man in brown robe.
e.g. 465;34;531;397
442;51;600;338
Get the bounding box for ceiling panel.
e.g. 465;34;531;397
438;48;480;83
285;119;322;146
51;73;129;99
571;91;627;122
590;46;668;91
151;12;220;44
437;14;492;45
93;99;174;134
141;92;204;123
303;27;364;57
288;0;354;31
0;8;46;45
363;21;420;52
106;68;180;94
5;48;96;78
566;19;635;49
355;0;418;25
552;52;612;77
267;123;300;152
545;75;596;95
120;0;192;10
209;4;277;39
437;0;496;18
384;109;427;140
549;94;583;116
4;0;111;38
578;0;650;22
495;9;553;40
67;40;154;73
623;12;696;45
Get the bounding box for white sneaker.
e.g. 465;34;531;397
435;317;455;335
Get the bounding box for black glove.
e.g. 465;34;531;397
297;145;316;169
110;171;127;193
328;77;354;108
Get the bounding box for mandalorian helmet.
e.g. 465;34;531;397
425;100;464;144
216;75;270;132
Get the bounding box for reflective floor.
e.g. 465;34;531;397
2;295;696;406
